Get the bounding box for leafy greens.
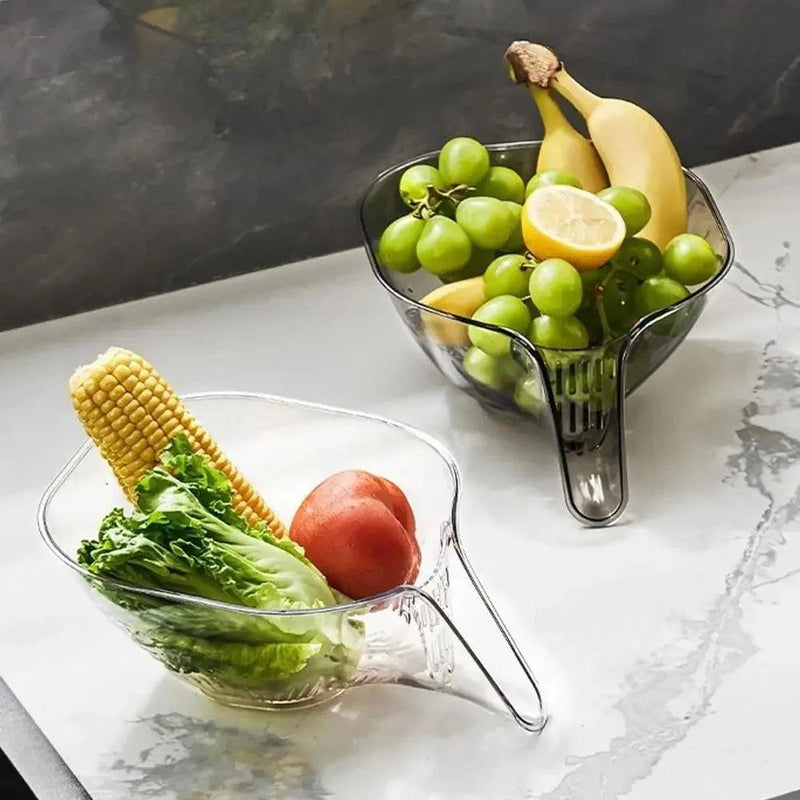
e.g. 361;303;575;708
78;435;362;696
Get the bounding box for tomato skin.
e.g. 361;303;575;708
290;471;419;599
374;476;416;536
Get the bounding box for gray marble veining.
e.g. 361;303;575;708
100;713;328;800
534;203;800;798
541;339;800;799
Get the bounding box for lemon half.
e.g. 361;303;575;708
522;185;626;270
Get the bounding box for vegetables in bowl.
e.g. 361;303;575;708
78;435;363;697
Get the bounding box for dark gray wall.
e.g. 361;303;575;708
1;0;799;330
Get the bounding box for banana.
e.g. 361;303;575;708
530;86;608;193
419;277;486;347
506;41;686;248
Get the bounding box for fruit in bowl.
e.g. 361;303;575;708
362;40;733;525
291;470;420;600
373;40;722;418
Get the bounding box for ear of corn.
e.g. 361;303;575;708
69;347;288;537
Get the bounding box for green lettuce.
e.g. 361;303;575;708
78;435;362;696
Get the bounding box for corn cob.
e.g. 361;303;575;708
69;347;288;537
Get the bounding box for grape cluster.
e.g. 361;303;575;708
377;137;720;411
378;137;526;282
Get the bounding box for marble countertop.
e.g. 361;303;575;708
1;142;799;800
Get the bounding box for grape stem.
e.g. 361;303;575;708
596;264;619;341
411;183;473;219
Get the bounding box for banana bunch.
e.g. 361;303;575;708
415;42;687;340
506;41;686;248
528;84;608;194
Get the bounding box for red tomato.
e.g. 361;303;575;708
290;470;419;599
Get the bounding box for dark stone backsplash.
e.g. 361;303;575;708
1;0;799;330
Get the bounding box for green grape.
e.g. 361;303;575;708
377;215;425;273
635;276;689;316
463;347;508;391
663;233;717;285
456;197;515;250
525;168;582;197
601;270;638;334
442;248;495;283
475;166;525;203
580;264;610;291
575;303;604;345
610;237;663;280
528;315;589;350
597;187;651;236
415;216;472;276
528;258;583;317
500;201;525;252
468;295;532;357
483;253;531;298
438;137;490;187
399;165;446;207
463;347;525;390
499;353;526;385
514;375;547;415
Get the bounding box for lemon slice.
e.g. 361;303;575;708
419;276;486;347
522;185;626;270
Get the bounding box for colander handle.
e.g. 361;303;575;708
509;339;628;527
410;528;547;733
557;394;627;527
546;350;629;527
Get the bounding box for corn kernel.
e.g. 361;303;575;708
68;347;287;535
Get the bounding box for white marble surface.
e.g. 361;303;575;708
2;142;800;799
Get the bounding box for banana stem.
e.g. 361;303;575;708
550;69;601;116
530;86;566;134
505;41;601;118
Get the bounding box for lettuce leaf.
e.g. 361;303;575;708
78;435;362;695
